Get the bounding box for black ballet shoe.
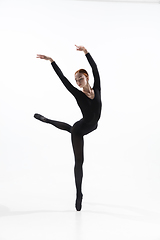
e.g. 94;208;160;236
34;113;47;122
75;193;83;211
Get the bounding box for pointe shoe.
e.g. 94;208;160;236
75;193;83;211
34;113;47;122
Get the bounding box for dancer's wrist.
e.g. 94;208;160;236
83;48;88;55
49;58;54;63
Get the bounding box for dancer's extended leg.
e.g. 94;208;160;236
34;113;71;132
71;131;84;211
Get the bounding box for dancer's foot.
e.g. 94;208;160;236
34;113;47;122
75;193;83;211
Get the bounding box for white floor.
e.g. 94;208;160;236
0;174;160;240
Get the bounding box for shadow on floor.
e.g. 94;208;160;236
84;202;160;223
0;204;74;217
0;202;160;223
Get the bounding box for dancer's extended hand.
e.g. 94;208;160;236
36;54;54;63
75;45;88;54
75;45;85;51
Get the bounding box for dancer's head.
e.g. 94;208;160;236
75;69;89;88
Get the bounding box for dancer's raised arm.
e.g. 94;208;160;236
36;54;78;96
75;45;101;91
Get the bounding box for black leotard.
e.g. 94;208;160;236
51;53;102;127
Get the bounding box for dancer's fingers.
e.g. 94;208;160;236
75;45;80;50
36;54;44;58
36;54;48;60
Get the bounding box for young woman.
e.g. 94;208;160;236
34;45;102;211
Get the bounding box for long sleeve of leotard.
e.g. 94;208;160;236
51;61;78;96
85;53;101;91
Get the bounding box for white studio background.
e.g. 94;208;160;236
0;0;160;239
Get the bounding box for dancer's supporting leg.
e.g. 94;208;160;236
34;113;83;210
34;113;71;132
71;130;84;211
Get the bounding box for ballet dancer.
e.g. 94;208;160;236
34;45;102;211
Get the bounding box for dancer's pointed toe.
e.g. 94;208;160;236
34;113;47;122
75;193;83;211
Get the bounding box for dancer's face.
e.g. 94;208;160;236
75;73;88;88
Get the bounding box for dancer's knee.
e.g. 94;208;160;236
75;159;83;167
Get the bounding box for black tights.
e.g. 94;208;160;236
45;117;97;197
46;118;83;197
